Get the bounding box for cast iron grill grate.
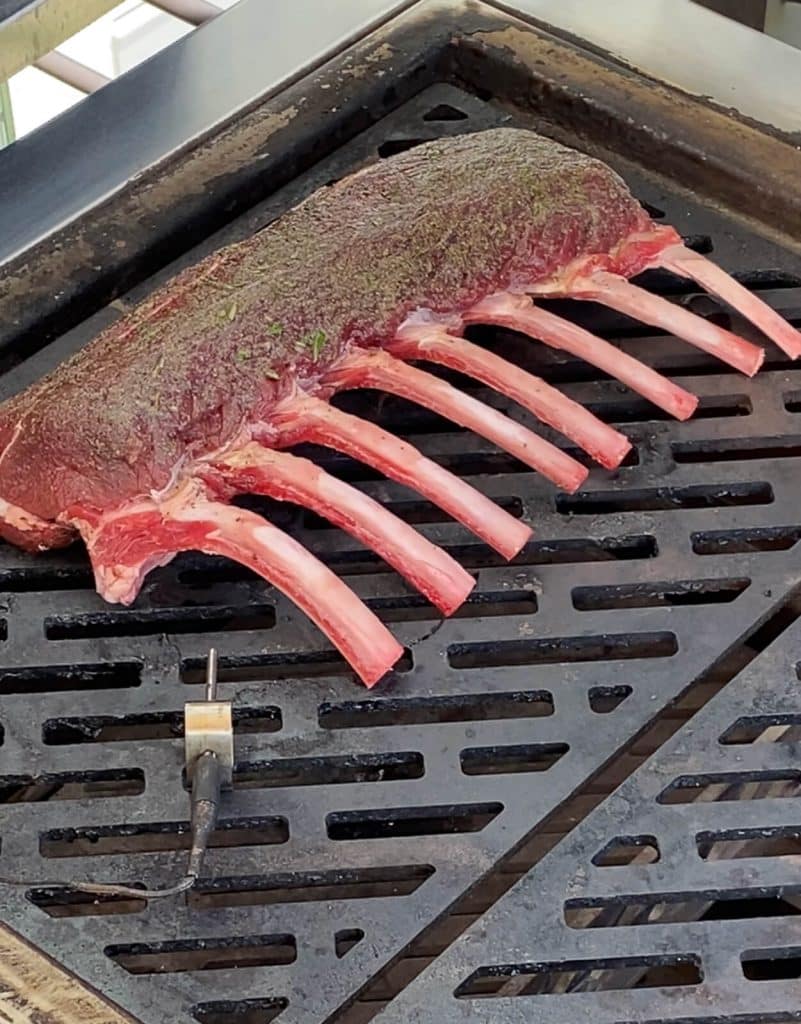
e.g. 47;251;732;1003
1;84;801;1024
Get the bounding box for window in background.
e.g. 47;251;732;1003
4;0;239;142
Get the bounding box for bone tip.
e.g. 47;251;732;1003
359;642;406;688
494;521;533;562
745;345;766;378
564;466;590;495
599;436;634;471
436;577;477;617
781;333;801;361
676;393;701;422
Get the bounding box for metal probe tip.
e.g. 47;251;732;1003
205;646;218;702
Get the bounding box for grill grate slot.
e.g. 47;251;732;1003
189;865;435;910
106;935;297;974
42;706;282;745
572;578;750;610
192;999;288;1024
326;803;502;841
557;483;774;515
318;691;554;729
459;743;568;776
564;890;801;929
0;662;141;694
741;950;801;981
40;816;289;858
0;768;144;803
234;752;424;788
45;604;276;639
697;827;801;861
455;955;703;997
658;772;801;803
447;632;678;669
592;835;660;866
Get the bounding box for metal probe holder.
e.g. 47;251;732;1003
184;648;234;789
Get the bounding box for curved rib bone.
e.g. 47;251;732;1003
324;348;588;493
268;394;531;560
388;325;631;470
69;487;403;687
204;442;475;615
654;242;801;360
466;293;699;421
560;270;764;376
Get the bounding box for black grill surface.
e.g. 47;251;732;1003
1;85;801;1024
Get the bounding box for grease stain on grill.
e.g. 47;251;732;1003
0;661;141;695
0;768;144;803
106;934;297;974
189;865;435;910
455;955;703;997
572;577;750;611
447;632;677;670
193;998;288;1024
45;603;276;640
557;482;773;515
564;889;801;929
40;815;289;858
697;826;801;861
42;706;282;745
326;803;502;841
234;751;424;789
318;690;554;729
460;743;568;776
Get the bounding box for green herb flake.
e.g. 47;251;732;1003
301;328;328;360
226;301;238;321
267;322;283;337
235;348;252;364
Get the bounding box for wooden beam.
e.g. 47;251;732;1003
0;921;135;1024
0;0;121;82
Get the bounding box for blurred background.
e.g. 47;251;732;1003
1;0;800;146
1;0;241;142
